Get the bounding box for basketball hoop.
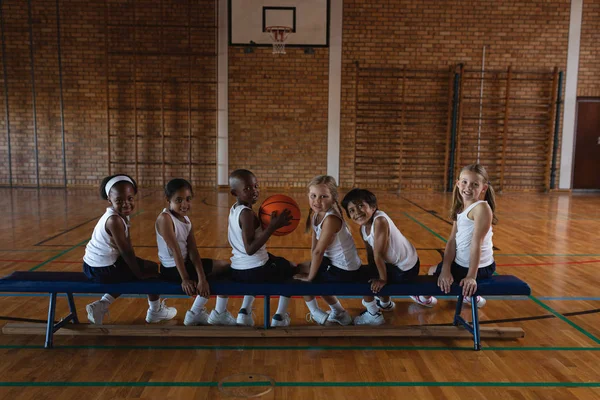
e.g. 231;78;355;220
265;26;293;54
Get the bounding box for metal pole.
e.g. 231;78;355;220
28;0;40;188
0;2;12;187
550;71;564;190
56;0;67;187
476;46;486;164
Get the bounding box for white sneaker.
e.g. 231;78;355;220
146;299;178;323
375;297;396;312
271;313;290;327
410;295;438;308
208;309;237;326
86;299;110;325
326;310;352;326
305;309;329;325
236;308;254;326
353;310;385;326
183;308;210;326
464;296;486;308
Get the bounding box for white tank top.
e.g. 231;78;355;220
228;203;269;270
156;208;192;268
313;209;361;271
455;200;494;269
83;208;129;267
361;210;419;271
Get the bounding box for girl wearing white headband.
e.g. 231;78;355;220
83;174;177;325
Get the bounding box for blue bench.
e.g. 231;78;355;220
0;271;531;350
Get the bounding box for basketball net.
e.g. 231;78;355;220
265;26;292;55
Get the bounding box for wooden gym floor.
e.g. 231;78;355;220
0;187;598;399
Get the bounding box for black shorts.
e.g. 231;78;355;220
313;256;361;283
83;256;149;283
230;253;296;283
433;260;496;281
359;258;420;283
159;258;214;282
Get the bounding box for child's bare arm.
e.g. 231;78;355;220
106;216;146;279
240;208;290;255
461;202;493;296
438;221;458;293
187;229;210;298
306;216;341;281
370;217;390;292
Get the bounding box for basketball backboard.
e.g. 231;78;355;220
229;0;330;48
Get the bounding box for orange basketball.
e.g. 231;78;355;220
259;194;301;236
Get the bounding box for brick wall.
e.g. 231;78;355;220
1;0;598;190
228;47;329;188
0;0;217;188
340;0;571;190
578;0;600;97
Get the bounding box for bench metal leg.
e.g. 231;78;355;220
471;299;481;351
453;295;464;326
264;295;271;329
66;293;79;324
45;292;57;349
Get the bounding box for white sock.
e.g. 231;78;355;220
275;296;291;315
241;295;255;311
305;299;320;314
215;296;228;313
329;301;345;313
101;294;115;304
191;296;209;314
378;299;391;308
148;299;160;311
363;299;379;315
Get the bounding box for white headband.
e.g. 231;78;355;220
105;175;134;196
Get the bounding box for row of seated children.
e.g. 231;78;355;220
83;163;497;327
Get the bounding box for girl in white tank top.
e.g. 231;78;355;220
155;179;230;326
435;164;499;309
294;175;360;327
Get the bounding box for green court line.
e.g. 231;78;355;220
530;296;600;345
404;212;447;243
27;210;144;272
28;239;89;272
405;212;600;347
1;344;598;351
0;381;598;388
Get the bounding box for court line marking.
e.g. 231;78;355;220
0;381;598;388
404;211;600;346
0;344;599;351
33;216;99;246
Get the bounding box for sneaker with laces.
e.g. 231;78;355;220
271;313;291;327
353;309;385;326
86;299;110;325
409;295;438;308
236;308;255;326
375;297;396;312
305;309;329;325
146;299;178;323
208;309;237;326
326;309;352;326
463;296;486;308
183;308;210;326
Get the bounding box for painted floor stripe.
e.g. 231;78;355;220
0;381;598;388
0;344;598;351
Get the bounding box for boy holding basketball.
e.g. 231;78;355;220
224;169;301;327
